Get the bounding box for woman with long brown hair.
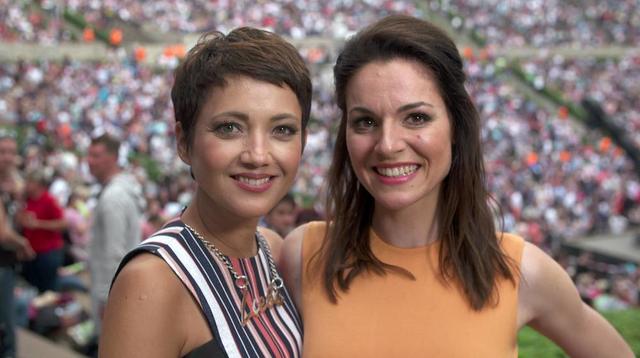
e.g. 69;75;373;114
280;15;633;357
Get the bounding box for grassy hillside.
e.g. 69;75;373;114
518;309;640;357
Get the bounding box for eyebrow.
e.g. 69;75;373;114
211;111;300;122
398;101;434;112
348;101;434;116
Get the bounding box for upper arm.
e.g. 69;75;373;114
99;253;187;358
518;242;633;357
278;224;306;313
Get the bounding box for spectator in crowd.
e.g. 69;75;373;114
18;169;67;293
86;134;145;333
263;192;298;237
280;15;633;357
63;190;90;263
100;26;311;357
0;132;34;358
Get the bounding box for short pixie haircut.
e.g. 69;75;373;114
171;27;312;150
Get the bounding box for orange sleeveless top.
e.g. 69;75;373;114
300;221;524;357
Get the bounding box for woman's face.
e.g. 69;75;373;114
345;59;452;213
178;75;303;219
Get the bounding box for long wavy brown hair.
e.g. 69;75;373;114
314;15;517;310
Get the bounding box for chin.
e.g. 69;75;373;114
372;195;422;212
231;201;277;219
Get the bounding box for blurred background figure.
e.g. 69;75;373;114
87;134;145;334
63;189;91;264
0;132;34;358
18;169;68;293
263;192;298;237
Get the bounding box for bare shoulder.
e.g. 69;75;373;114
100;253;189;357
284;223;309;246
519;241;573;322
281;222;316;270
109;253;183;300
258;226;284;260
277;223;316;312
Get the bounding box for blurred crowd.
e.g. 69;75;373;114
0;5;638;353
465;57;640;247
0;0;73;44
3;0;640;47
434;0;640;47
1;0;420;42
520;54;640;148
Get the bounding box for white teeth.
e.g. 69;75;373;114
376;165;418;177
237;176;270;186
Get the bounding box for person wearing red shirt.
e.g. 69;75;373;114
18;169;68;292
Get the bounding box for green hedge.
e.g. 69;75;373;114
63;9;110;44
509;63;588;121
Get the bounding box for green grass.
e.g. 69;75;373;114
518;309;640;357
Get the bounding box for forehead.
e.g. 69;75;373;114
88;143;110;155
346;58;444;108
198;75;301;120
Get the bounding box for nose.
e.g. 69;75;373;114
374;120;406;157
240;132;271;167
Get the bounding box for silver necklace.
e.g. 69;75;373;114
184;223;284;324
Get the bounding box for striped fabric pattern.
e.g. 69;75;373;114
123;219;303;358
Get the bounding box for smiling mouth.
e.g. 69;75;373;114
375;165;419;177
233;176;273;186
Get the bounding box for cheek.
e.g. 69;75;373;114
409;134;452;164
195;139;236;168
346;134;370;164
274;142;303;171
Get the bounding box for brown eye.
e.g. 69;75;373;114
350;117;377;133
405;112;431;126
273;125;298;138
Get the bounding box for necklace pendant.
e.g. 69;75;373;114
267;284;284;306
252;297;261;314
241;288;253;325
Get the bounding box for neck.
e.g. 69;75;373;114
182;190;260;258
372;196;440;248
100;168;121;186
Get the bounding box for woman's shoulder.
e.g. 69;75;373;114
497;232;526;262
102;252;200;357
112;252;184;300
285;221;326;251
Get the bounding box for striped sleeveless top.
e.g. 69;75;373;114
115;219;303;357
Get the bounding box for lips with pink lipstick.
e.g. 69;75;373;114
373;163;420;185
232;173;276;193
